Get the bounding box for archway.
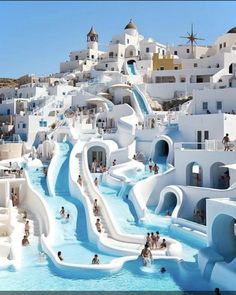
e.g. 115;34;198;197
127;59;136;65
186;162;203;187
193;198;208;225
160;192;177;216
153;140;169;163
87;146;106;171
212;214;236;262
210;162;229;189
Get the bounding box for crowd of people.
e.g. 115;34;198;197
91;159;107;173
139;232;167;268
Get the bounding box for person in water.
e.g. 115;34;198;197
60;206;65;218
92;254;100;264
58;251;63;261
93;199;99;216
160;267;166;273
95;218;102;233
22;235;29;246
94;177;98;186
140;243;153;266
25;220;30;237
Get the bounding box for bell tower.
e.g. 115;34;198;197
87;26;98;50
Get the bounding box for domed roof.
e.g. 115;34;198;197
87;26;97;36
227;27;236;33
124;20;137;30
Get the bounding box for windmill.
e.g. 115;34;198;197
180;24;205;56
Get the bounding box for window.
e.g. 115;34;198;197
18;124;20;128
174;50;177;55
127;39;129;44
130;50;133;56
186;49;190;53
216;101;222;110
219;44;222;49
202;102;208;110
105;64;108;68
160;66;164;70
109;52;114;58
146;47;150;53
75;56;78;60
162;50;165;55
204;131;209;140
111;67;114;71
174;66;178;70
91;55;94;59
194;63;198;68
224;42;226;47
22;123;26;128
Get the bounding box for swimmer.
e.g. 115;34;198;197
58;251;63;261
25;220;30;237
140;243;152;266
160;267;166;273
92;254;100;264
60;206;65;218
95;218;102;233
22;235;29;246
93;199;99;216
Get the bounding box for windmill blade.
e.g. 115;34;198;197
195;37;205;41
187;40;191;44
180;36;189;38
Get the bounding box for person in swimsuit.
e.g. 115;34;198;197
92;254;100;264
140;243;153;266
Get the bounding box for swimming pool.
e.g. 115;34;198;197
26;142;120;265
0;142;223;291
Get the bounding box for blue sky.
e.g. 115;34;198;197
1;1;236;78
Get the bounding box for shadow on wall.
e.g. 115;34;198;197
212;214;236;263
186;162;203;187
160;192;177;216
153;140;169;163
210;162;229;189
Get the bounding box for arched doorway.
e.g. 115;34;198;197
212;214;236;262
160;192;177;216
153;140;169;163
87;146;106;171
186;162;203;187
210;162;229;189
193;198;208;225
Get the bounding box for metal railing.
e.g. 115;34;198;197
175;140;236;152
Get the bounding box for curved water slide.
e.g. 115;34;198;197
77;140;182;256
132;85;152;115
103;103;138;148
129;167;176;222
27;142;138;277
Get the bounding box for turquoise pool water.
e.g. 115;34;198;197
127;63;136;75
0;142;223;291
26;142;119;265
